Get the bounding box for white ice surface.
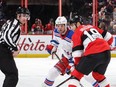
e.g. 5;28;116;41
0;57;116;87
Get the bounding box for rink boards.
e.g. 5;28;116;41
17;35;116;58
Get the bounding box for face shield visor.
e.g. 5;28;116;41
19;14;30;21
24;14;30;20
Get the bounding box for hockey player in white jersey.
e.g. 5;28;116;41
42;16;74;87
42;16;99;87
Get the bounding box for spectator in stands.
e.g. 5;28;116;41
113;7;116;20
114;19;116;24
31;18;44;34
106;0;114;15
99;22;106;30
107;20;114;33
44;18;54;34
112;24;116;34
98;6;106;21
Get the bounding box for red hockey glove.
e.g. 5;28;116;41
66;64;75;75
46;44;57;54
65;58;74;75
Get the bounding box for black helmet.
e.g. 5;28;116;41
70;18;76;24
70;15;83;24
16;6;30;15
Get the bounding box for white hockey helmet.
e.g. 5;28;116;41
55;16;67;25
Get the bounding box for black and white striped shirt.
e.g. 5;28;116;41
0;18;21;51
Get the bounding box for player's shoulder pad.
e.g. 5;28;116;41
66;30;74;39
54;28;59;33
54;28;60;37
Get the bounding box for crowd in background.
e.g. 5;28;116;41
0;0;116;35
98;0;116;34
30;18;54;35
20;0;116;35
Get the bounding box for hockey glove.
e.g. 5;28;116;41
66;57;81;75
65;58;74;75
66;64;75;75
46;44;57;54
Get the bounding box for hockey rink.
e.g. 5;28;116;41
0;57;116;87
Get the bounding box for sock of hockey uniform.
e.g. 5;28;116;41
92;72;110;87
98;78;110;87
68;77;81;87
84;73;100;87
68;69;84;87
44;67;60;86
92;81;100;87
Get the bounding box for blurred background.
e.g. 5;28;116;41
0;0;116;35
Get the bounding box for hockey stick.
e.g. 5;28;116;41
55;76;84;87
54;53;84;87
54;53;67;68
80;83;84;87
56;76;72;87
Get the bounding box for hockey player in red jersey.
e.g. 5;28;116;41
68;24;113;87
69;16;101;87
42;16;101;87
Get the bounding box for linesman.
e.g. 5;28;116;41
0;6;30;87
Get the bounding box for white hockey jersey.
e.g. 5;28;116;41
51;28;74;59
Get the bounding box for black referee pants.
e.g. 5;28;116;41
0;44;18;87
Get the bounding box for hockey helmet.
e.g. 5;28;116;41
55;16;67;25
16;6;30;16
70;15;83;24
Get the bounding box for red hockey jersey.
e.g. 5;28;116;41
72;25;113;57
